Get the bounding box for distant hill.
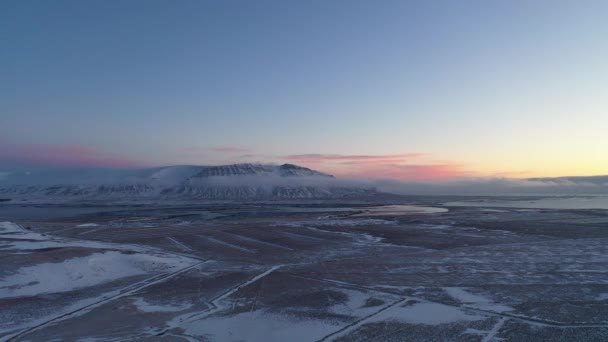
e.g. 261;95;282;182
0;163;374;200
527;175;608;186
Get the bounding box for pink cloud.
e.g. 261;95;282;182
284;153;425;162
212;146;251;153
346;163;469;180
0;141;146;168
182;146;252;154
237;154;261;159
491;170;533;178
282;152;469;180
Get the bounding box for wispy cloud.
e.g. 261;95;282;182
350;163;468;180
211;146;251;153
0;141;145;168
285;153;425;162
490;170;534;178
237;154;259;159
183;146;251;154
282;152;468;180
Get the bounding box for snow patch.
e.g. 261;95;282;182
180;311;341;342
132;297;193;313
597;293;608;301
478;208;509;213
0;221;164;254
0;221;47;241
368;302;483;325
354;205;448;216
0;251;193;298
0;221;25;234
444;287;514;313
280;218;394;227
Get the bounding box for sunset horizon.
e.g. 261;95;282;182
1;140;606;181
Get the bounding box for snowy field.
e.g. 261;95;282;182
1;199;608;341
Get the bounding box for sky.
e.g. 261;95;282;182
1;0;607;180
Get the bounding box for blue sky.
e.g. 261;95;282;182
2;0;607;179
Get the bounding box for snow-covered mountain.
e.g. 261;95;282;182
0;164;374;200
189;163;333;178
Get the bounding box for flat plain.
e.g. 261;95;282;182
1;198;608;341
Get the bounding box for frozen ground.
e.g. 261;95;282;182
1;198;607;341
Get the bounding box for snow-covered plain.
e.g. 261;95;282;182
2;201;608;341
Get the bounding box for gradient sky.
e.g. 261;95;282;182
2;0;607;180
